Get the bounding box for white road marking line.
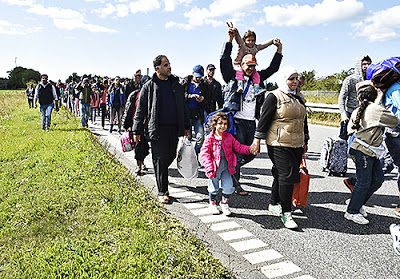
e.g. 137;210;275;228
218;229;253;241
191;208;215;216
199;214;230;223
229;239;267;252
210;221;242;232
183;203;208;209
293;275;316;279
261;261;302;278
170;191;198;198
243;249;283;264
168;187;187;193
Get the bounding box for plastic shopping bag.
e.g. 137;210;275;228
176;137;198;179
292;155;310;207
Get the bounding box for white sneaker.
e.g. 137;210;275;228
208;202;220;215
281;212;298;229
345;199;367;217
268;204;282;216
220;202;232;216
344;212;369;225
359;206;368;218
390;224;400;255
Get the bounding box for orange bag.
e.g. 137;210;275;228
292;155;310;207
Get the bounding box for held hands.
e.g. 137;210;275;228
134;134;141;143
195;95;204;102
226;22;237;42
250;138;261;155
273;38;282;54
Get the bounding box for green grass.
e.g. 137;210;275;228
307;111;341;127
0;94;230;278
304;95;338;104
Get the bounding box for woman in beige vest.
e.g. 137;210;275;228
251;67;309;229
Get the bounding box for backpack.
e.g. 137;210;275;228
367;57;400;91
204;108;236;137
320;137;348;176
120;131;135;152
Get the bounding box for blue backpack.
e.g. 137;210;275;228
367;57;400;80
204;108;236;137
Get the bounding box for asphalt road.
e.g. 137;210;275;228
89;119;400;279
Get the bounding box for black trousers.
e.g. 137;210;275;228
267;145;303;213
135;136;150;162
100;103;107;128
150;126;179;195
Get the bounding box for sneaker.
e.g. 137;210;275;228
268;204;282;216
395;208;400;217
344;178;355;192
281;212;298;229
237;80;244;94
359;206;368;218
344;212;369;225
220;202;231;216
135;165;143;176
209;201;220;215
345;199;367;217
389;224;400;255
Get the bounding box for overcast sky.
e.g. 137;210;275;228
1;0;399;83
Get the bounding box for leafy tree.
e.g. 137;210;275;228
26;80;37;88
7;67;40;89
66;72;81;84
300;70;317;91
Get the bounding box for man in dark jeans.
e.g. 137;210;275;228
220;27;282;195
133;55;189;203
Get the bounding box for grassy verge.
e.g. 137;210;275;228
0;91;25;117
0;96;230;278
307;111;341;127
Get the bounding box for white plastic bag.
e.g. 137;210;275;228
176;137;198;179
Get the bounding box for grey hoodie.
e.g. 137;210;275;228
338;57;365;119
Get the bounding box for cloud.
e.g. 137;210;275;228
2;0;117;33
166;0;256;30
129;0;160;14
263;0;365;27
0;19;41;35
352;5;400;42
164;0;191;12
92;3;116;18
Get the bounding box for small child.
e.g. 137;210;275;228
345;81;399;225
228;23;274;95
201;112;253;215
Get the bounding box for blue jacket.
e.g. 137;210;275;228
107;85;125;107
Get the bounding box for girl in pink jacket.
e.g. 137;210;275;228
201;112;252;215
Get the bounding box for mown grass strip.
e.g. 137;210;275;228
0;95;230;278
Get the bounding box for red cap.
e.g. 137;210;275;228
242;54;257;66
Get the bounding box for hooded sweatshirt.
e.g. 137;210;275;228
338;56;365;119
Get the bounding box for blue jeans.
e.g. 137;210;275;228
208;157;234;195
80;102;91;127
39;103;54;130
385;127;400;191
233;118;256;186
347;148;384;214
91;107;97;122
189;118;204;154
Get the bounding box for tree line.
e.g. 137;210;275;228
4;66;354;91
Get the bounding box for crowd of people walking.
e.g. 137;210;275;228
26;23;400;254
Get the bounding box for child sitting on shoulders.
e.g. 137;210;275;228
201;112;255;215
228;22;275;94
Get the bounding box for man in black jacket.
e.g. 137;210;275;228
133;55;189;203
204;64;223;112
220;27;283;195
